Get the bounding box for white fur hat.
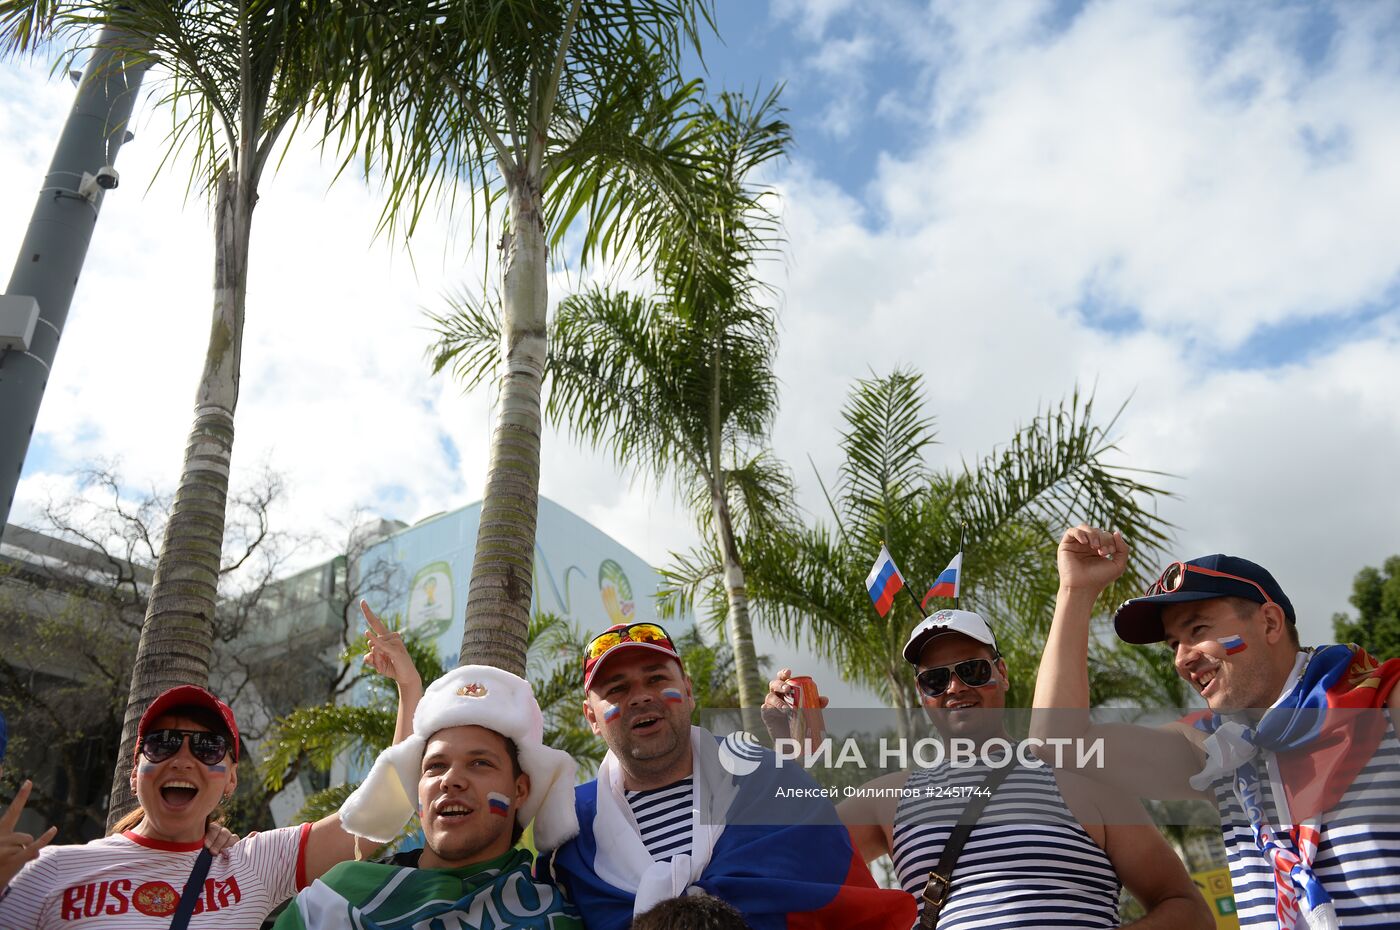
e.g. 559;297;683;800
338;665;579;852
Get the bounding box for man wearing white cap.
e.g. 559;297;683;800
274;665;582;930
765;608;1209;929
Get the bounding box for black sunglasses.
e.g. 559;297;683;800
140;729;230;767
916;657;999;698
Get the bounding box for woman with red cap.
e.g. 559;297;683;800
0;601;421;928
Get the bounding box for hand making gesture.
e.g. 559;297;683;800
0;781;55;889
360;600;424;741
1058;524;1130;595
361;600;422;693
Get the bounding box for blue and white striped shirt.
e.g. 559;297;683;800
893;756;1120;929
625;776;694;863
1212;718;1400;928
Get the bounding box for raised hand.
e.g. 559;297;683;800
361;600;422;695
1058;525;1131;594
760;668;830;741
0;781;56;889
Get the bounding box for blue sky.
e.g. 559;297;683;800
4;0;1400;705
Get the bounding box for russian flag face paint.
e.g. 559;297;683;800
487;792;511;817
1218;635;1247;656
207;764;228;775
661;688;685;705
602;702;622;724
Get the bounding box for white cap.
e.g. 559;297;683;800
902;609;998;664
338;665;579;852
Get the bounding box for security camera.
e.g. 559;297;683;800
95;166;119;190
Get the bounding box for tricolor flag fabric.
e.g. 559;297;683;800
547;729;916;930
865;546;905;617
1190;645;1400;928
921;552;962;609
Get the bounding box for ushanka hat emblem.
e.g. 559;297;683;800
338;665;578;852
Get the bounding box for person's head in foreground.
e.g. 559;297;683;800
581;621;695;787
340;664;578;864
630;893;754;930
903;608;1009;741
115;685;240;842
1115;554;1299;713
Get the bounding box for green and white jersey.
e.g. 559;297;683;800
274;847;582;930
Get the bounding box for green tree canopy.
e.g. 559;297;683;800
1333;555;1400;661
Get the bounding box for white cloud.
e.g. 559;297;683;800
5;0;1400;710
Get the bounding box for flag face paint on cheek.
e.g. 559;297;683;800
1218;635;1247;655
602;703;621;724
207;765;228;774
661;688;685;705
487;792;511;817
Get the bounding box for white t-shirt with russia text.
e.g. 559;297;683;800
0;823;310;929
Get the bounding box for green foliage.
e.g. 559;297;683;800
260;610;602;822
314;0;716;253
1333;555;1400;661
674;627;766;713
738;370;1175;712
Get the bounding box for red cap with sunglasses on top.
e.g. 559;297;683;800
1114;553;1296;645
583;622;683;691
137;685;241;763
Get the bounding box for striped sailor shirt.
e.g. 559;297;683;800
1211;718;1400;928
625;776;694;863
893;756;1120;929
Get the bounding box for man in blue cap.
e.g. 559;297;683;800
1033;525;1400;930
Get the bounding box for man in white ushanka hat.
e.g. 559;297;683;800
274;665;583;930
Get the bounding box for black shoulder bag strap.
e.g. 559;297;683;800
168;847;214;930
917;764;1016;930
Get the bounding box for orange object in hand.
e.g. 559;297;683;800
787;675;827;750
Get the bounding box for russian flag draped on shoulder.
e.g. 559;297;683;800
865;546;905;617
547;727;915;930
1188;644;1400;930
921;552;962;609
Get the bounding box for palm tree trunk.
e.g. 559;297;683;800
107;169;251;827
711;488;765;721
459;175;547;676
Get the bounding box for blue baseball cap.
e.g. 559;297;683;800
1114;554;1295;645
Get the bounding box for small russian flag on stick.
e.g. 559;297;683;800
921;552;962;609
866;545;906;618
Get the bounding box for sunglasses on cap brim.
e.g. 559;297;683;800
1148;562;1275;607
584;622;675;662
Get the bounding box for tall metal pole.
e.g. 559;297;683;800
0;28;149;537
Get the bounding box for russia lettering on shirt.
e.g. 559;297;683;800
0;821;310;928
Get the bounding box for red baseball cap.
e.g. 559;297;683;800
583;622;683;692
137;685;241;762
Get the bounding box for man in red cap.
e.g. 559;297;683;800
1034;525;1400;930
546;621;916;930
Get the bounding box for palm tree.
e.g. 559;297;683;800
726;369;1173;728
261;612;601;825
428;91;791;711
322;0;716;677
1;0;363;825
